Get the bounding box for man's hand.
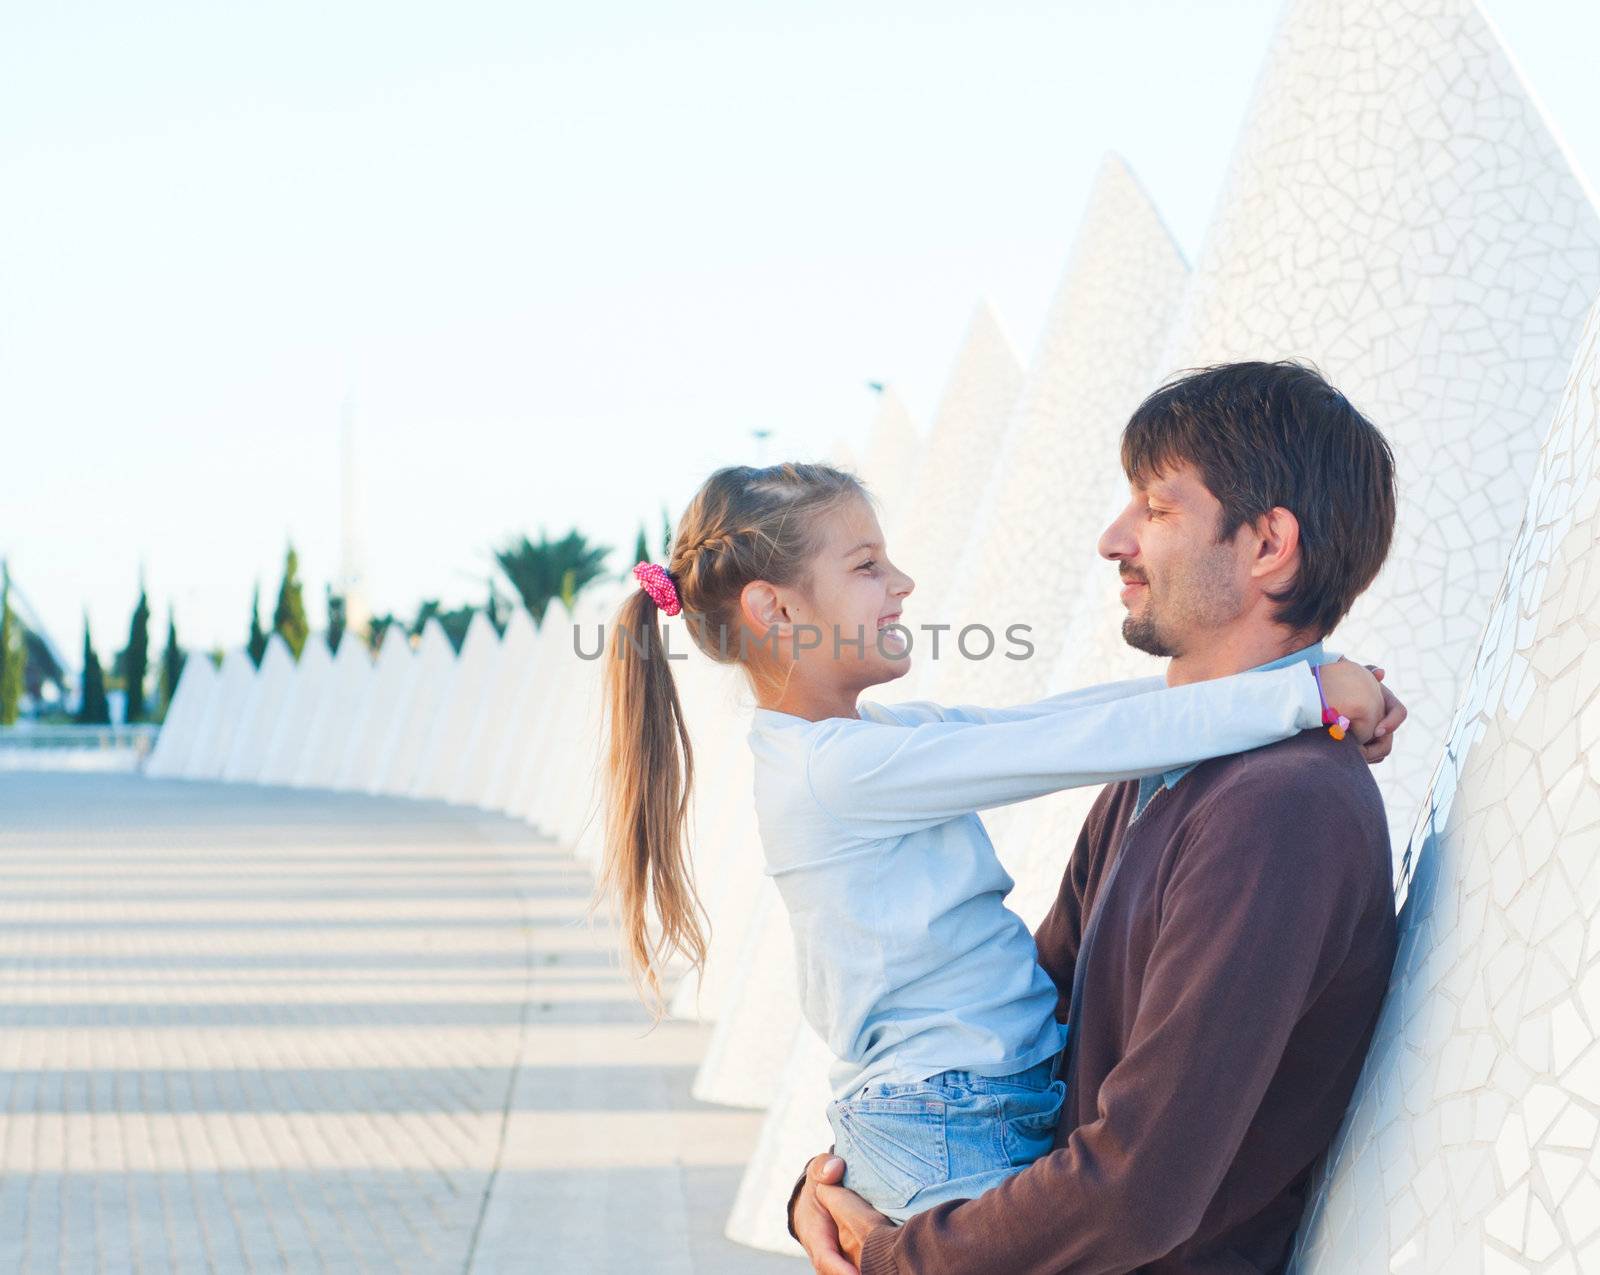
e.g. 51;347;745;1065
793;1154;861;1275
816;1178;896;1268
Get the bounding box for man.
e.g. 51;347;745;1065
790;361;1402;1274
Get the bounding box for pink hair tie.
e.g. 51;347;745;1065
632;562;682;616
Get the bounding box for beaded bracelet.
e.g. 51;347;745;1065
1312;663;1351;741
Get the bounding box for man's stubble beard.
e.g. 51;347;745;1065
1119;546;1245;661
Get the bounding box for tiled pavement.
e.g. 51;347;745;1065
0;773;804;1274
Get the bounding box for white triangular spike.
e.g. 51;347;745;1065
332;623;415;793
481;607;566;814
1295;291;1600;1271
690;878;802;1108
889;300;1025;695
724;1025;832;1256
1154;0;1598;850
143;653;218;777
856;386;921;520
182;647;257;779
553;584;631;853
826;435;859;473
411;610;501;801
258;636;335;786
369;619;454;796
934;154;1188;711
289;633;373;789
450;605;538;808
221;635;296;782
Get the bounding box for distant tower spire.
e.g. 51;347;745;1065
338;393;372;642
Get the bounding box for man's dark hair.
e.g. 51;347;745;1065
1121;360;1396;639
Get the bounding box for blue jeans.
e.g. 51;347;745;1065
824;1057;1067;1222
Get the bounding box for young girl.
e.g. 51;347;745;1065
597;461;1389;1222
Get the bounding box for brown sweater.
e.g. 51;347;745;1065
855;728;1396;1275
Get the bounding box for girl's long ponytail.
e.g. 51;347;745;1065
597;586;706;1013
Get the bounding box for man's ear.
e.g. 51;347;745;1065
1250;506;1301;586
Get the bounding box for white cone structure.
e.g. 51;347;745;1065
481;610;566;814
691;878;802;1108
257;635;335;786
220;636;296;782
551;585;629;853
450;605;537;807
290;634;372;789
333;624;414;793
513;588;617;843
369;619;454;796
1293;295;1600;1271
182;647;257;779
1155;0;1599;850
889;300;1023;652
661;620;756;1022
143;655;218;777
725;1025;833;1256
411;610;501;801
934;155;1188;709
857;386;921;520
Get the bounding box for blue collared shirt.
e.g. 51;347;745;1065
1132;640;1334;818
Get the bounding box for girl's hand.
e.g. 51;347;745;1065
1315;658;1387;747
1361;665;1406;765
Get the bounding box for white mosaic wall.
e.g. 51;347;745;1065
934;154;1188;709
888;299;1023;691
1293;293;1600;1274
1148;0;1600;852
856;385;921;523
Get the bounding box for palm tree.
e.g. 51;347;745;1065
494;528;610;626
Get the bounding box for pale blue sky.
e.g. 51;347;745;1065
4;0;1597;661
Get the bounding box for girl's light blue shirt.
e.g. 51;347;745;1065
747;664;1329;1101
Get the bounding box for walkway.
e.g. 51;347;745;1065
0;773;802;1274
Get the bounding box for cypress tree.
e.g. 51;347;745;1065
247;583;267;667
631;524;650;572
123;579;151;723
273;544;308;659
325;586;346;655
76;616;110;725
158;606;185;721
486;580;509;636
0;562;25;726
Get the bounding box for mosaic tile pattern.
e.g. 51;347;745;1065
856;386;921;521
933;154;1189;708
1152;0;1600;852
1293;293;1600;1273
889;299;1023;676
